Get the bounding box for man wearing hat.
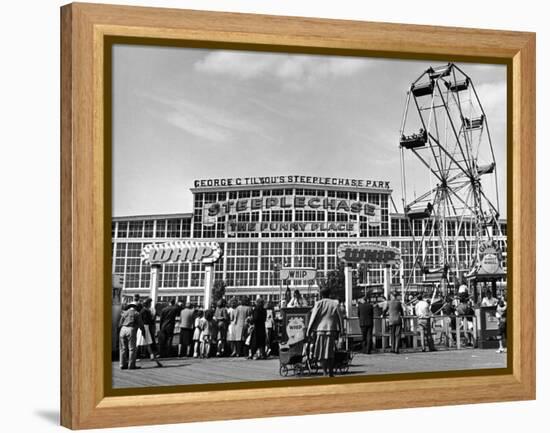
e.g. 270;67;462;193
158;299;182;357
357;295;374;354
118;302;146;369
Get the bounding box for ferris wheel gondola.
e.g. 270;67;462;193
398;63;504;293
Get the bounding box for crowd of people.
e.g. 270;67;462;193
354;288;507;355
117;293;286;370
117;286;507;372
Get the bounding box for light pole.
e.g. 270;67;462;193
272;258;290;306
271;259;280;305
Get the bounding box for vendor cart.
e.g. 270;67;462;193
278;306;354;376
278;307;313;376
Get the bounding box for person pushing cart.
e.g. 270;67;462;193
306;286;345;377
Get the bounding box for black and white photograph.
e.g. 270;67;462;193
110;45;508;389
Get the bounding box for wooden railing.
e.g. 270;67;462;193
345;314;478;351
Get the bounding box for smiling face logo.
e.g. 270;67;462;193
286;316;306;345
478;241;503;274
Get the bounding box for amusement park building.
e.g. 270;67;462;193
112;177;507;304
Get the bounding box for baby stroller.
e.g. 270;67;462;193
279;340;317;376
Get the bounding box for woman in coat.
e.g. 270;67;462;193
306;286;344;377
250;297;267;359
230;298;250;357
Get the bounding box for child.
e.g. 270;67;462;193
210;312;218;357
265;303;274;357
244;316;255;359
192;309;203;358
200;310;214;358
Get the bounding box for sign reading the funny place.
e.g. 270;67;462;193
141;241;222;265
280;267;317;281
337;243;401;265
226;221;358;234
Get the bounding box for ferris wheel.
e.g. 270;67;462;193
398;63;503;290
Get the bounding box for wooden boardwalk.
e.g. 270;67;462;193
112;349;506;389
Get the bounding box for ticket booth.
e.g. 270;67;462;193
467;241;506;303
466;241;506;349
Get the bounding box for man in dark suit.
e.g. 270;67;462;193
382;292;404;354
357;296;374;354
158;299;182;358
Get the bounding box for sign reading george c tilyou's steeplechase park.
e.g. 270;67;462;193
193;176;391;189
198;176;386;232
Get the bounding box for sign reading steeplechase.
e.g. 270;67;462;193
203;195;382;230
194;175;391;190
206;196;378;217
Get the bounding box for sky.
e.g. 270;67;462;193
112;45;506;217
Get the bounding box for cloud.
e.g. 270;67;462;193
473;81;506;116
194;51;372;90
244;94;300;119
164;111;229;142
144;95;268;144
195;51;276;79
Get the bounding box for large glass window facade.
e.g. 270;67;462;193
111;185;506;298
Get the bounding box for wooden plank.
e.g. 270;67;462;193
60;4;73;429
110;351;506;389
73;2;531;58
511;31;536;395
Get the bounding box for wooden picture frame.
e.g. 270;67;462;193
61;2;535;429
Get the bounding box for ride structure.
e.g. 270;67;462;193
399;63;505;295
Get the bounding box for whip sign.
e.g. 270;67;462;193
280;268;317;280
